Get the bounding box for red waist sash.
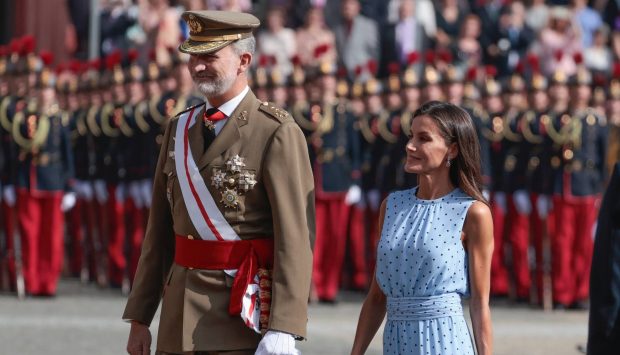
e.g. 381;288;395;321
174;234;274;316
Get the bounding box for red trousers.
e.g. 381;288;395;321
16;189;63;295
313;197;349;300
490;193;509;296
0;201;16;290
529;193;551;305
347;205;367;289
551;195;597;305
106;185;126;287
505;196;531;299
365;205;380;278
124;198;145;285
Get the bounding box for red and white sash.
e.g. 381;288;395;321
174;107;261;332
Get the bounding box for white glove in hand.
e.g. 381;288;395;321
61;192;77;212
115;183;126;203
344;185;362;206
94;180;108;204
367;189;381;211
513;190;531;215
255;331;300;355
128;182;144;209
2;186;16;207
536;195;552;219
493;192;507;213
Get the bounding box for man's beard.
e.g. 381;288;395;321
194;71;236;98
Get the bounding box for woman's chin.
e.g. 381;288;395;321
404;164;423;174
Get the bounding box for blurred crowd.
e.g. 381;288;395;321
0;0;619;314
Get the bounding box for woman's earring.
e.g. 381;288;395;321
446;159;451;168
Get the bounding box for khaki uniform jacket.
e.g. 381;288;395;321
122;90;315;353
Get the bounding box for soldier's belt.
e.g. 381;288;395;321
174;235;273;317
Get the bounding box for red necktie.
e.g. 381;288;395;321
204;107;226;123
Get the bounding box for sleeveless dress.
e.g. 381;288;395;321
376;186;476;355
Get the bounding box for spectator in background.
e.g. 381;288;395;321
206;0;251;11
536;6;581;76
296;6;337;67
487;2;534;77
384;0;427;67
100;0;137;56
584;25;614;75
417;0;437;40
572;0;603;48
434;0;465;51
456;14;483;70
256;7;297;77
334;0;379;79
138;0;181;67
525;0;550;33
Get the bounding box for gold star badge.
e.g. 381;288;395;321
221;188;240;208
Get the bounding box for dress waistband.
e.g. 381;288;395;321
386;293;463;321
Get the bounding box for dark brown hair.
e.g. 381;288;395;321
412;101;488;205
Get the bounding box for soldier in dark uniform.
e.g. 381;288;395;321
397;53;421;190
480;69;510;298
551;66;608;310
500;72;531;302
310;60;363;301
606;65;620;176
13;51;75;296
522;65;554;307
421;59;444;103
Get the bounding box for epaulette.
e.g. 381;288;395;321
258;101;290;123
175;102;204;118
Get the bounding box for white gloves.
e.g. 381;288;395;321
482;189;490;202
61;192;77;212
493;192;506;213
74;180;94;201
367;189;381;211
536;195;552;219
513;190;531;215
115;183;126;204
255;331;300;355
128;182;144;209
344;185;362;206
94;180;108;204
2;186;16;207
140;179;152;208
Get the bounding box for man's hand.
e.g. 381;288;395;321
126;321;151;355
255;330;300;355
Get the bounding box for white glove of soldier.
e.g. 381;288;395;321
115;183;126;204
536;195;552;219
61;192;77;212
493;192;507;213
344;185;362;206
94;180;108;204
255;331;300;355
2;185;16;207
74;180;94;202
140;179;152;208
482;189;490;202
513;190;532;215
128;182;144;209
367;189;381;211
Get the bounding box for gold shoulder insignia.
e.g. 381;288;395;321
258;101;291;123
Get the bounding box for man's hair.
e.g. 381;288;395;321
231;36;256;56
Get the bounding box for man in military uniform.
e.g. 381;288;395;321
551;66;607;310
124;11;314;355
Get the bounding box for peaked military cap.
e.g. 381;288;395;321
179;11;260;55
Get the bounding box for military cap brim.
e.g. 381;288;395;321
179;11;260;55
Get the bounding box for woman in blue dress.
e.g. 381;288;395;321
351;101;493;355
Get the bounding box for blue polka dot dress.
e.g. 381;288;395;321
376;186;476;355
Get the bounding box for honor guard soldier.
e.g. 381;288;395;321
13;51;76;296
376;63;406;195
359;61;386;273
310;60;364;301
267;65;288;110
551;65;608;310
480;67;510;298
123;11;314;355
421;51;444;102
500;71;532;302
287;55;307;112
522;61;554;306
607;64;620;172
442;63;465;106
398;53;422;190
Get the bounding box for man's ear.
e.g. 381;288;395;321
239;52;252;74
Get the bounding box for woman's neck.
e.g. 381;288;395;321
416;172;455;200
